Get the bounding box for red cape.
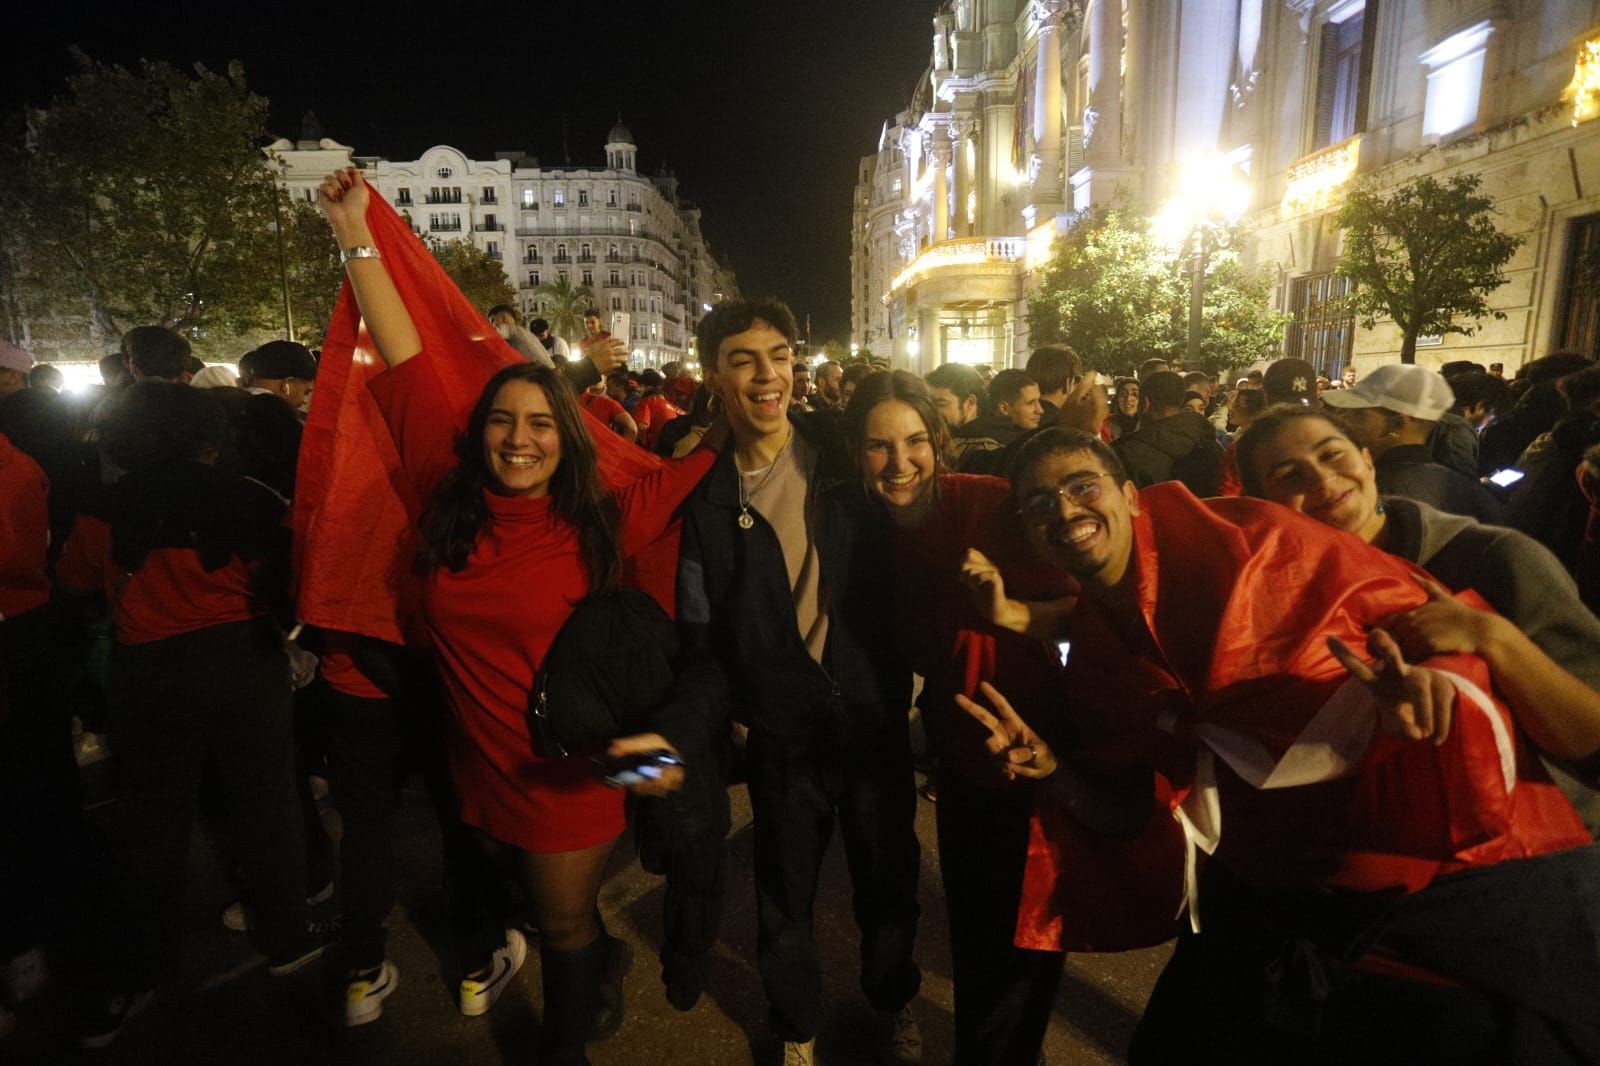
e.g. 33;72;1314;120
293;189;675;645
1015;484;1588;952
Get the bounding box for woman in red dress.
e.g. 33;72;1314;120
319;168;714;1065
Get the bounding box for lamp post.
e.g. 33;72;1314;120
1153;153;1250;368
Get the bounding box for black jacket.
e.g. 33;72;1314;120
1375;444;1502;524
1113;411;1223;496
674;411;910;753
952;414;1022;475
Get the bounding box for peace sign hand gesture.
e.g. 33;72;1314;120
954;680;1058;781
1327;628;1458;746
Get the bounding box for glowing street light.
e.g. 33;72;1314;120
1153;152;1251;366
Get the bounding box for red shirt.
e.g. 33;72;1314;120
0;432;49;621
370;349;715;852
55;513;265;645
319;630;388;700
632;393;684;451
579;390;628;433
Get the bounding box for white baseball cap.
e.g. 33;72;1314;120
1320;363;1454;421
0;341;34;374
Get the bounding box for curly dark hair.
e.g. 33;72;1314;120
418;363;619;593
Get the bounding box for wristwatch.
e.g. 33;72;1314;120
339;245;381;264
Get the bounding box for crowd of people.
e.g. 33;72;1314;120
1;166;1598;1065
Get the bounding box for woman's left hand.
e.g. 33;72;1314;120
954;681;1059;781
1379;575;1494;660
605;733;685;798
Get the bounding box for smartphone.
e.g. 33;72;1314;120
594;750;683;789
1487;468;1524;488
611;311;632;345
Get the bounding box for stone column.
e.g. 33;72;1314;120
1085;0;1124;163
1026;0;1067;224
930;130;953;243
953;118;977;236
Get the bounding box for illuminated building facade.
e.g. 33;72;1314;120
271;120;736;366
854;1;1600;374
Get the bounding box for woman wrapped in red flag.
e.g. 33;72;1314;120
315;168;718;1064
959;427;1599;1065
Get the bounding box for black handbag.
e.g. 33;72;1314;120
527;587;680;759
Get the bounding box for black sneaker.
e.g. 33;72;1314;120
79;989;155;1050
267;915;342;977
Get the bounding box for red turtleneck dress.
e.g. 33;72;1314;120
372;351;714;852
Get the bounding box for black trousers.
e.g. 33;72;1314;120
0;605;92;960
746;724;922;1043
319;686;402;970
104;618;305;988
935;772;1066;1066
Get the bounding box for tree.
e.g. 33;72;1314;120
533;275;595;343
1026;201;1287;375
0;54;298;354
1335;173;1523;364
425;237;515;314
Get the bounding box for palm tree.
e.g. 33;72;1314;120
533;276;595;345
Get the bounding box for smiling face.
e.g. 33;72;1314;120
482;379;563;497
1248;415;1383;542
929;386;976;429
1016;448;1140;589
860;399;938;523
1116;382;1140;417
707;319;793;447
1000;383;1044;430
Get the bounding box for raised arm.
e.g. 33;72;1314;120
318;168;422;369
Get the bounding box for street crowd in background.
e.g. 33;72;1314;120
2;167;1600;1066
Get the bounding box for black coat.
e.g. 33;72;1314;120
673;411;910;754
1113;411;1223;496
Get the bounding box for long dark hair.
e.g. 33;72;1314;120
419;363;620;593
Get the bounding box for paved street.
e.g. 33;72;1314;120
11;767;1169;1065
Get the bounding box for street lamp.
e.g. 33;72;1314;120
1152;152;1250;367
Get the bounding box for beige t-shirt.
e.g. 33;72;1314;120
740;433;830;665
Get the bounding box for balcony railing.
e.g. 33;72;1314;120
519;201;539;211
473;223;505;232
577;254;595;263
887;236;1026;294
552;254;573;264
626;203;643;212
432;224;463;232
1284;136;1361;209
424;195;463;205
523;255;542;264
606;254;624;263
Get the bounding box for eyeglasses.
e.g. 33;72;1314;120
1020;473;1111;519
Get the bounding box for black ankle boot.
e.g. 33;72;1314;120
538;934;631;1065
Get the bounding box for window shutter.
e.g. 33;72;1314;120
1312;22;1339;150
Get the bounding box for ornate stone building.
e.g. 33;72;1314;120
271;121;737;367
854;1;1600;375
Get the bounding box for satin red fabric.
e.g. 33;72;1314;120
1014;484;1589;953
292;188;674;643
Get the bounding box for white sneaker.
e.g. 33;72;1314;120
3;947;48;1002
459;928;527;1017
344;960;399;1027
783;1039;815;1066
883;1006;922;1064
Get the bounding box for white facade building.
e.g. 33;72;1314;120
854;1;1600;376
271;120;737;367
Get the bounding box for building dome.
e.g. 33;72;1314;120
607;121;635;146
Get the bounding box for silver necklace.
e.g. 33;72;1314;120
737;429;792;530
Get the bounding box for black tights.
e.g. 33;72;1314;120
464;829;615;970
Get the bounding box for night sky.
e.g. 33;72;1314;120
6;1;939;343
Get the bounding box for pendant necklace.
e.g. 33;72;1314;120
737;429;792;531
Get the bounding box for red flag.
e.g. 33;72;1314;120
293;188;671;644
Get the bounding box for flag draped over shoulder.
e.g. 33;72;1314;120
1014;484;1589;953
293;187;669;645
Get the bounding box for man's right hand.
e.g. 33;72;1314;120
585;337;628;376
